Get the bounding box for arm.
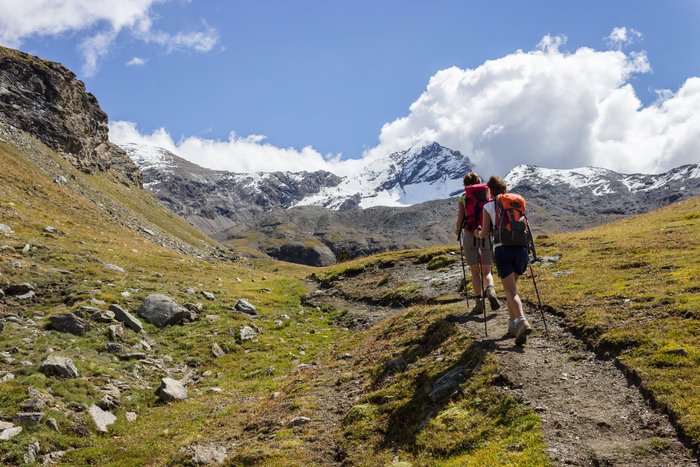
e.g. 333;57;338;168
455;199;465;237
477;209;492;238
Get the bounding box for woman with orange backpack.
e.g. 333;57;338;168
476;175;533;345
455;172;500;316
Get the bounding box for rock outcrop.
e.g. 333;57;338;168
0;46;142;187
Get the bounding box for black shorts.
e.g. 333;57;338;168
494;245;529;279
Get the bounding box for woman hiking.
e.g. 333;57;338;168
476;175;533;345
455;172;500;315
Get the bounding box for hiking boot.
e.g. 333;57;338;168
514;318;532;346
470;299;484;315
485;286;500;311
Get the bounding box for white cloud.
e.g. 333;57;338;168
364;34;698;176
605;26;643;50
126;56;147;66
109;121;363;175
0;0;219;76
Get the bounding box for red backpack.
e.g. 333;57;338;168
494;193;530;246
462;184;491;233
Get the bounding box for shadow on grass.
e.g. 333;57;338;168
380;341;486;450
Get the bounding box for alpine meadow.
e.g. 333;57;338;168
1;3;700;466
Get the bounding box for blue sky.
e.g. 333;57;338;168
1;0;699;175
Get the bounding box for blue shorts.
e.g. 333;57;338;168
494;245;529;279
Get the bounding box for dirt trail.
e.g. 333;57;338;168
304;258;698;466
466;307;696;466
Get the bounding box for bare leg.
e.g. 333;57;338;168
500;272;525;321
469;264;482;296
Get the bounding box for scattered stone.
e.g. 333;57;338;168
0;373;15;383
46;418;59;431
157;377;188;403
5;316;22;325
48;313;90;336
207;387;222;393
184;287;196;294
264;366;275;376
211;343;226;358
90;298;106;306
109;304;143;333
155;272;164;278
104;264;125;273
24;441;40;464
137;294;191;328
13;412;44;425
552;269;575;277
119;352;146;361
125;412;138;422
91;309;115;323
142;228;155;236
338;353;353;360
287;416;311;427
139;339;152;351
666;348;688;357
0;224;14;235
183;443;228;465
54;175;68;185
260;288;271;294
0;421;14;430
21;244;30;255
240;325;257;341
39;356;79;378
184;303;203;312
44;226;59;234
4;282;34;296
108;324;125;342
89;404;117;432
202;291;215;300
97;394;120;410
428;366;467;402
236;277;242;283
234;299;257;316
274;320;284;329
120;291;131;298
0;245;16;254
0;426;22;440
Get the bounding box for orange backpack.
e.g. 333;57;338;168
494;193;530;246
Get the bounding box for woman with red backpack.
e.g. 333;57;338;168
455;172;500;315
476;175;533;345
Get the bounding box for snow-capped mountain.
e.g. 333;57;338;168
294;142;473;209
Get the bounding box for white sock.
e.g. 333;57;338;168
515;316;527;324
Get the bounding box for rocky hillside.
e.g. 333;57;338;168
0;46;141;187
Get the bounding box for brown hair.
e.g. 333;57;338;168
463;172;481;186
487;176;507;197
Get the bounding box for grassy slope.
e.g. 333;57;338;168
526;196;700;451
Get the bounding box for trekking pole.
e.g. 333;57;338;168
526;221;548;333
477;237;488;337
457;229;470;311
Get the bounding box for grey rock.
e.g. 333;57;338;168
48;313;90;336
125;412;138;422
104;263;125;273
234;299;257;316
46;418;59;431
0;245;16;254
89;404;116;432
22;244;30;255
0;223;14;235
137;294;191;328
108;323;125;341
97;394;120;410
0;421;14;430
202;291;215;300
4;282;34;296
287;416;311;427
118;352;146;361
109;304;143;333
39;355;79;378
184;287;196;294
5;316;22;324
13;412;44;425
429;366;467;402
184;443;228;465
157;377;188;403
24;441;40;464
44;226;59;234
211;343;225;358
0;373;14;383
91;310;115;322
240;325;257;341
106;343;123;353
0;426;22;440
75;306;101;318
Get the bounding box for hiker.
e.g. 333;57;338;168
455;172;500;314
476;175;532;345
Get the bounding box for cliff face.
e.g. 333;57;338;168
0;46;141;187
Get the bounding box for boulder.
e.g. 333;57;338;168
48;313;90;336
234;299;257;316
108;323;124;341
240;325;257;341
202;291;215;300
109;304;143;333
38;355;79;378
157;377;188;403
183;443;228;465
103;264;125;273
137;294;191;328
0;426;22;441
88;404;116;432
4;282;34;296
211;343;225;358
13;412;44;425
90;309;115;323
287;416;311;427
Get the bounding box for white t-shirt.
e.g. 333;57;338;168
482;200;500;247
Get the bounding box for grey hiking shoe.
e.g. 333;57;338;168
506;320;517;338
470;299;484;315
514;318;532;346
486;286;500;311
